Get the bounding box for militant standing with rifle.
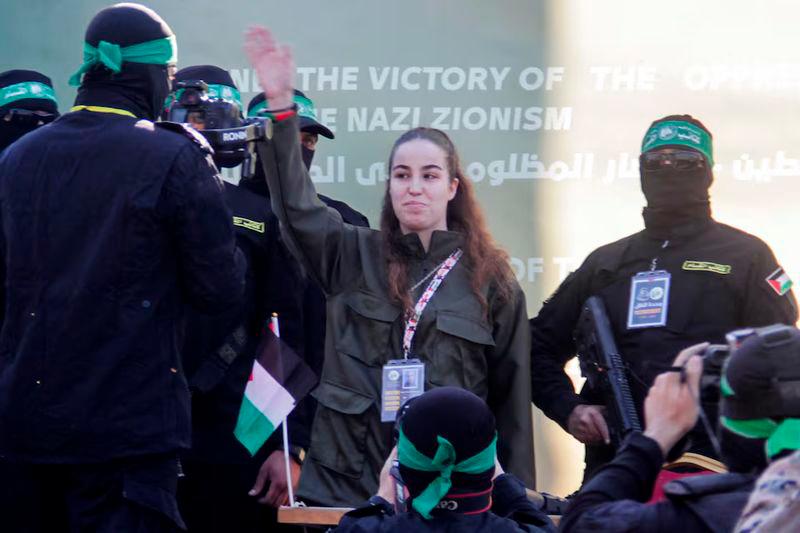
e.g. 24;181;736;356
529;114;797;480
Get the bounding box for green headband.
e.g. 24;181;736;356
69;35;178;87
247;93;318;121
163;83;242;111
721;417;800;459
720;376;800;458
397;426;496;519
641;120;714;166
0;81;57;108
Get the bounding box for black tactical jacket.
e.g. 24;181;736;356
0;110;245;462
560;432;756;533
531;217;797;473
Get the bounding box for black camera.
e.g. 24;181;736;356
164;80;247;168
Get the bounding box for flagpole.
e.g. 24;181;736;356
271;313;296;508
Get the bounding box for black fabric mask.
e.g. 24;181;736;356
0;69;60;154
398;387;496;502
76;63;170;121
0;121;40;154
74;4;174;121
239;154;270;198
301;145;315;170
213;150;245;169
640;152;713;233
718;426;768;474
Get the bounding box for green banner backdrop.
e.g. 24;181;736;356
4;0;800;495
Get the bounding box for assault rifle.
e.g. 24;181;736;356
573;296;641;449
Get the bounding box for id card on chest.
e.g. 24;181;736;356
627;270;671;329
381;359;425;422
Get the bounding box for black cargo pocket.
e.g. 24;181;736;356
336;291;401;367
432;312;495;390
309;381;374;479
121;456;186;530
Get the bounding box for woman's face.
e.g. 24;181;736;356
389;139;459;236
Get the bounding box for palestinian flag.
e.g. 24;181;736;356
234;316;318;456
766;267;793;296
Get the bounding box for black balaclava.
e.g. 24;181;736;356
719;426;768;474
398;387;496;516
0;69;60;153
640;114;714;234
74;3;174;121
719;325;800;470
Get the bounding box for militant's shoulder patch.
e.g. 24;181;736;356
766;266;794;296
155;121;214;155
682;260;732;275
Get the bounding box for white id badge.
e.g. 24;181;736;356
627;270;671;329
381;359;425;422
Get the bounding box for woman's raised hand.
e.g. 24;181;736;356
244;26;295;110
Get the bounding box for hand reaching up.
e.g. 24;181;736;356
244;26;295;110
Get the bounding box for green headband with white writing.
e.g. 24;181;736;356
69;35;178;87
397;426;496;519
248;92;317;121
0;81;57;108
641;120;714;166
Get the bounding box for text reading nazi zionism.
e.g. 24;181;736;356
230;66;569;133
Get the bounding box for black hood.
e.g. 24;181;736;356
0;69;60;153
640;115;714;234
74;3;174;121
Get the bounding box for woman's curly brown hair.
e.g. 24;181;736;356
380;127;516;315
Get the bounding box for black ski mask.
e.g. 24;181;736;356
0;70;60;154
639;115;714;230
301;145;315;169
72;3;175;121
398;387;496;517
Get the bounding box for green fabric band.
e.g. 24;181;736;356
641;120;714;166
69;35;178;86
720;416;800;459
397;426;496;519
164;83;242;110
0;81;57;108
248;92;318;121
766;418;800;458
720;375;735;397
721;416;778;439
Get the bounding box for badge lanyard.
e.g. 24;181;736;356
381;248;463;423
402;248;463;359
627;239;671;329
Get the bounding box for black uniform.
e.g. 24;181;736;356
560;432;755;533
531;216;798;474
0;108;244;531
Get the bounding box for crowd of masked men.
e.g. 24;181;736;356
1;4;800;533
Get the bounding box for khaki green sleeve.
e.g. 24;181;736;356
255;115;365;295
488;284;536;488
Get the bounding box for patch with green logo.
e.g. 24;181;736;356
682;261;732;275
233;216;265;233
